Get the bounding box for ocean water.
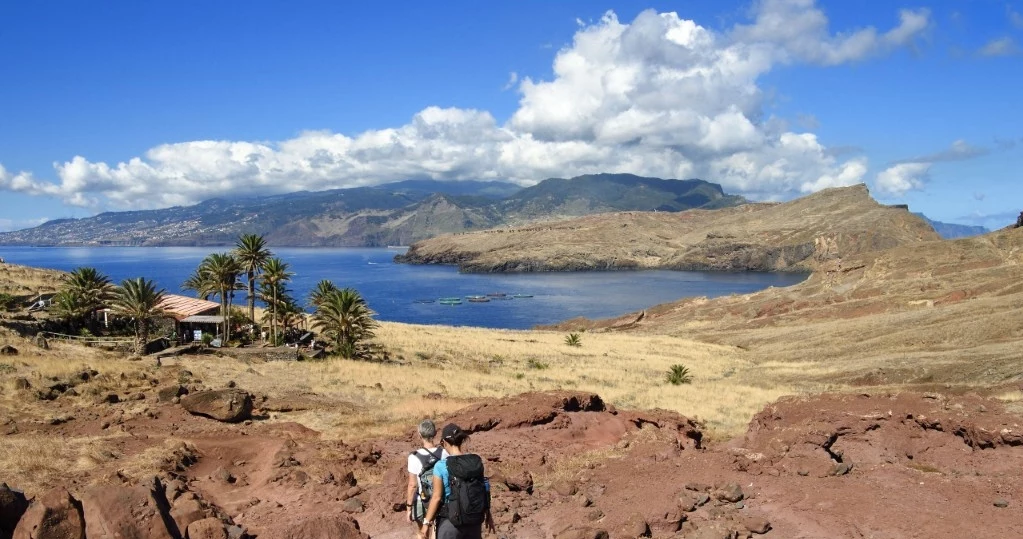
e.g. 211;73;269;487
0;247;806;329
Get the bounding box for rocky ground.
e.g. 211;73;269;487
1;355;1021;538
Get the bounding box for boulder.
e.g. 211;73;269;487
79;482;176;539
180;390;253;423
647;504;685;535
169;494;207;533
12;488;85;539
0;483;29;537
258;514;368;539
0;345;17;356
186;518;227;539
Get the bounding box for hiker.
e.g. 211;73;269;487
418;423;495;539
407;419;448;534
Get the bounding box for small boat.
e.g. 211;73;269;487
439;299;462;305
512;294;534;298
467;297;490;303
465;295;486;300
413;299;435;304
490;295;513;300
439;297;461;302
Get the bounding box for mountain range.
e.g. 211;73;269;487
0;173;985;246
0;174;745;247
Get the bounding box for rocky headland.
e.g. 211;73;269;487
396;185;940;273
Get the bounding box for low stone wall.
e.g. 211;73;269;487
212;346;302;362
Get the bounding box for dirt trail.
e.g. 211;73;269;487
3;381;1022;538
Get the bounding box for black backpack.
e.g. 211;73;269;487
411;448;444;523
442;454;489;527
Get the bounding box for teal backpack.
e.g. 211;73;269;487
411;448;443;523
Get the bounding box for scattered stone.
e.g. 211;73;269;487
157;385;188;402
34;334;48;349
994;498;1009;508
214;467;236;484
586;508;604;521
13;378;30;390
830;462;853;476
695;493;711;507
504;470;533;493
744;516;771;534
0;345;17;355
226;380;237;388
574;493;592;508
12;487;85;539
620;513;648;538
679;494;698;512
553;480;578;496
180;389;253;423
343;486;362;500
715;484;744;503
187;518;228;539
98;393;119;404
685;482;711;492
797;470;810;477
735;501;745;510
555;528;609;539
341;497;364;513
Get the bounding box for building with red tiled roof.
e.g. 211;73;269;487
157;294;220;321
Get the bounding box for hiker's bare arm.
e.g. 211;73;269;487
406;472;417;520
485;508;496;533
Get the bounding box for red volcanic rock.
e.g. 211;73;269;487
79;482;176;539
186;518;228;539
258;514;368;539
180;389;253;423
12;488;84;539
0;483;29;537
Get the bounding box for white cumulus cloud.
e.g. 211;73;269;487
0;1;931;212
875;162;930;196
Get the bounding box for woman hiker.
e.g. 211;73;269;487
407;420;448;535
418;423;496;539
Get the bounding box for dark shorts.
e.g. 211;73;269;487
436;518;482;539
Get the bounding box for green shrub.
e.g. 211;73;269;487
564;333;582;347
0;293;16;311
526;357;549;370
666;364;693;385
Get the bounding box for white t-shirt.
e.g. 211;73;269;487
407;446;448;475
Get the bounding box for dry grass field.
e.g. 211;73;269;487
164;322;801;438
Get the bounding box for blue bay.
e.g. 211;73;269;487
0;246;806;330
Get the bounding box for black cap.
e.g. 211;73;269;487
441;423;465;442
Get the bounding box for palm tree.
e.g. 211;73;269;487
260;257;293;344
201;253;242;341
233;234;272;330
312;287;377;359
308;279;338;309
54;267;114;332
111;277;166;356
67;266;114;310
181;266;216;301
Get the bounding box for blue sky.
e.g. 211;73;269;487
1;0;1020;232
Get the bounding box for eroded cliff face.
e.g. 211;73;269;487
396;185;941;273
